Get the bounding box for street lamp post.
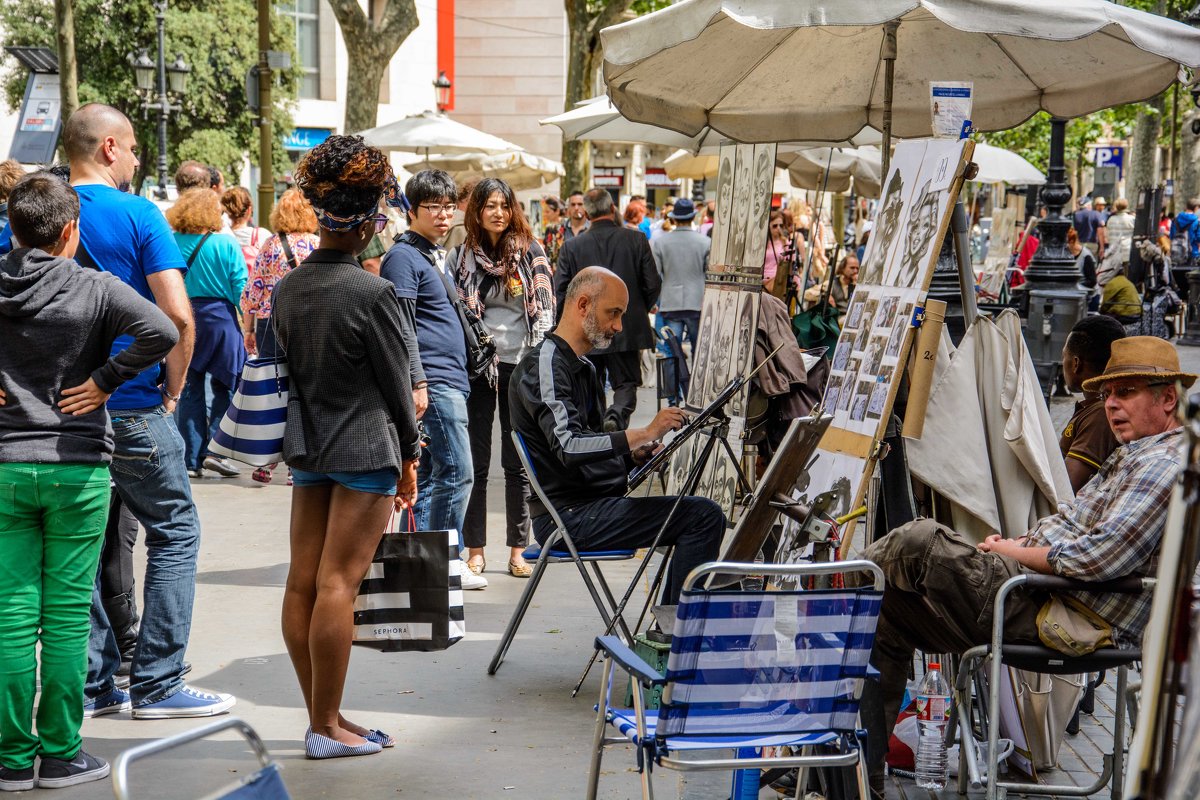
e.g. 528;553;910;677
129;0;189;197
433;71;452;113
1022;117;1086;397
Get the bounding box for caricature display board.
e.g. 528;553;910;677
668;281;760;516
709;141;777;273
777;138;975;561
666;140;771;512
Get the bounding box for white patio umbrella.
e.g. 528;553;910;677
601;0;1200;174
402;150;564;191
662;149;719;180
542;95;882;149
779;146;883;197
971;141;1045;186
359;110;523;157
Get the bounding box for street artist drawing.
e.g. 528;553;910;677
510;267;725;606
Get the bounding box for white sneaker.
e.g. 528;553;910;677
457;560;488;590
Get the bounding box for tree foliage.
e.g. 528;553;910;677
0;0;300;188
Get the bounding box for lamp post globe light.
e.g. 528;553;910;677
127;0;189;197
434;71;452;113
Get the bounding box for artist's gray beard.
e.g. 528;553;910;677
583;311;614;349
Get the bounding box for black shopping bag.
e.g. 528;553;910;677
353;512;465;652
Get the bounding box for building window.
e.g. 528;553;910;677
281;0;320;99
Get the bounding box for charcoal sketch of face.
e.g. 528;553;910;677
860;170;904;285
690;312;714;407
896;180;939;289
745;147;774;267
729;146;754;266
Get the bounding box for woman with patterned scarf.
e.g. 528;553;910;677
448;178;554;579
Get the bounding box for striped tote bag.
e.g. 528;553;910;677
208;356;289;466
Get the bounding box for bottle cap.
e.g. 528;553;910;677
928;662;940;671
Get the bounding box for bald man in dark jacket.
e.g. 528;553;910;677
554;188;661;430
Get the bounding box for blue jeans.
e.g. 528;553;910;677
660;311;699;406
661;311;701;351
176;368;234;471
412;384;473;545
87;406;201;706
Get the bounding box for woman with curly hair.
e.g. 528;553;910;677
448;178;554;578
271;134;420;760
164;189;247;478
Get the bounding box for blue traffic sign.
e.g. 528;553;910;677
1091;145;1124;178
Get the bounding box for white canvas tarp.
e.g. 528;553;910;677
905;310;1071;542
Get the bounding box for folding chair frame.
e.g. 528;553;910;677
587;559;884;800
487;431;636;675
954;573;1151;800
112;717;286;800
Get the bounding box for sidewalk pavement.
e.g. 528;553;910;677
72;341;1200;799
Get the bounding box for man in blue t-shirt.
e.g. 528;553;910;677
380;170;484;590
59;104;234;719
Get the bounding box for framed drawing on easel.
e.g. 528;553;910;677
775;138;976;566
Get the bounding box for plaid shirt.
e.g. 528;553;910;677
1025;427;1184;646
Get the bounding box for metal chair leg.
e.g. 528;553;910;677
590;561;634;641
487;550;552;675
586;656;613;800
855;740;871;800
1111;666;1128;800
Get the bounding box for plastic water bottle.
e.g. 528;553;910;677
914;661;952;790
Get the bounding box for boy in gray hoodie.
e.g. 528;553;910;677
0;172;176;791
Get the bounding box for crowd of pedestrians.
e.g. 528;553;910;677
0;98;756;781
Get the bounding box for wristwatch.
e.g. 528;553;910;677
161;387;182;403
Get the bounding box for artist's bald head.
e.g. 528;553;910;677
62;103;140;188
561;266;628;352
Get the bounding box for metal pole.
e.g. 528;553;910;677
952;200;978;326
155;0;168;193
256;0;274;220
880;22;898;179
1169;83;1180;216
1025;117;1076;284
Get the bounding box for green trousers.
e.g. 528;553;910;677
0;462;110;769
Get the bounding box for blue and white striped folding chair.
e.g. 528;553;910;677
587;560;884;800
208;357;289;467
112;718;289;799
487;431;638;675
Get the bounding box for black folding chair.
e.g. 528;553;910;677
487;431;637;675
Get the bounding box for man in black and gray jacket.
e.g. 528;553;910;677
510;266;724;605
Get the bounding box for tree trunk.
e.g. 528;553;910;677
562;24;596;195
343;44;390;134
1181;108;1200;206
1126;93;1165;194
562;0;636;195
326;0;418;135
54;0;79;122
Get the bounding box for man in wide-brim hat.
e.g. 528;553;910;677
861;336;1192;797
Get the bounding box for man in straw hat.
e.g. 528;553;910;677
861;336;1193;798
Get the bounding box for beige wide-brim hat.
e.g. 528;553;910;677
1081;336;1198;392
